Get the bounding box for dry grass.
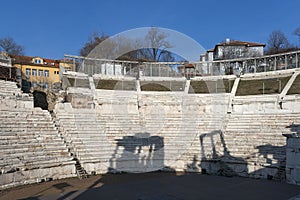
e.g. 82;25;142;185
96;80;136;90
140;81;185;91
67;78;90;88
236;76;291;96
189;79;234;94
141;83;171;91
287;74;300;95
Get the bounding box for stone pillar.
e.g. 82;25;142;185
283;133;300;185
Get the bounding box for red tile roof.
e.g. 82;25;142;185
10;55;60;67
178;63;195;68
216;40;265;47
206;40;265;54
207;48;215;52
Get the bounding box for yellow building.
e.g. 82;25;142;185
11;55;62;91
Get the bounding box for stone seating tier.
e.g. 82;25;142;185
54;102;226;174
0;80;22;96
0;81;76;189
219;113;299;170
0;105;76;189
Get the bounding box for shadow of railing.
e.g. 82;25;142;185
108;132;165;173
198;130;248;177
197;129;287;180
285;123;300;134
252;144;286;180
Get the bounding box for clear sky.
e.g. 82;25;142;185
1;0;299;59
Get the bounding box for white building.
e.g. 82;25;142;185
203;38;265;61
198;39;266;75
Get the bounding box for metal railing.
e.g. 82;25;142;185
65;50;300;78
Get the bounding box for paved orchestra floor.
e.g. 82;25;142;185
1;172;300;200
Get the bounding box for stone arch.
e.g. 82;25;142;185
33;90;48;110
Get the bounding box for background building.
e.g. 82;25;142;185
202;38;266;61
11;55;61;92
0;52;16;81
197;38;266;76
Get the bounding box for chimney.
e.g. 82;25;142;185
226;38;230;44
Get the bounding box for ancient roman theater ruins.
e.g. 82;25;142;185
1;51;300;189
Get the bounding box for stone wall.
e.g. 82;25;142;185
54;91;230;174
54;81;300;183
284;133;300;185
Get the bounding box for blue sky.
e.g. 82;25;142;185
1;0;299;59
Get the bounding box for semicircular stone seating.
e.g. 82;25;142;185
0;80;75;189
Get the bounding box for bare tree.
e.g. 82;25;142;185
87;35;138;60
160;50;175;62
266;30;290;54
0;37;24;55
79;32;109;57
139;27;174;62
107;27;175;62
80;28;175;62
293;26;300;47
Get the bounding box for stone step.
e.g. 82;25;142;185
0;137;64;144
0;158;75;172
0;144;68;152
0;108;49;113
0;129;57;133
76;152;166;161
225;128;287;133
0;159;75;174
0;123;55;128
0;151;71;161
0;132;61;138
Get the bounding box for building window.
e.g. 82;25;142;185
26;68;31;76
34;59;42;64
44;70;49;77
236;49;242;57
32;69;37;76
54;70;59;75
38;69;43;76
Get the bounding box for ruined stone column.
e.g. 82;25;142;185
283;132;300;185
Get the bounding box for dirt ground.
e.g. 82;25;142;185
1;172;300;200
